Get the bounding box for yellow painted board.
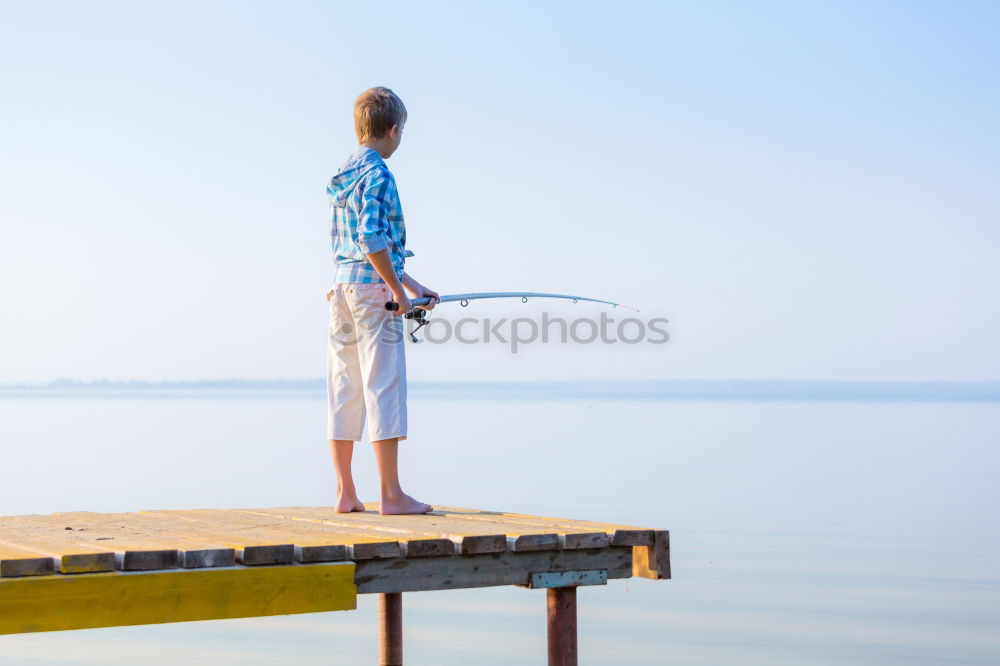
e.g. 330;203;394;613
0;562;356;635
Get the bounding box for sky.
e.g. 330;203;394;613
0;0;997;383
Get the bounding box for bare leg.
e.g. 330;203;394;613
329;439;365;512
372;437;432;515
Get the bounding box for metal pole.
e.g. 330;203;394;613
547;587;577;666
378;592;403;666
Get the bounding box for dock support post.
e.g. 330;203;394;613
547;586;577;666
378;592;403;666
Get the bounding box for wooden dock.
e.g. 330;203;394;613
0;504;670;665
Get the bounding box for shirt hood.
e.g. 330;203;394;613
327;146;386;208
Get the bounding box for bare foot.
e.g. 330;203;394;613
335;494;366;513
380;492;432;515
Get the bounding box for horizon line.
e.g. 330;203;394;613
2;378;998;402
4;378;1000;387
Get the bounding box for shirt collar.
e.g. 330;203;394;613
356;145;385;164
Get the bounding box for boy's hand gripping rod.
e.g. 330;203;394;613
385;292;640;342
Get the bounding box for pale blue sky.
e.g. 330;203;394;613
1;0;997;382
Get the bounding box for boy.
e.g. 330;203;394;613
325;86;439;515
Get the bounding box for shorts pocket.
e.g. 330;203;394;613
354;283;390;308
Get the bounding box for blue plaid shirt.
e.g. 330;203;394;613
327;146;407;284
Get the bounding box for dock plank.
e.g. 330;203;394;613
0;544;55;578
15;514;231;570
425;505;657;546
114;511;294;565
238;506;564;553
0;535;115;575
236;506;505;554
138;509;406;561
4;515;180;571
137;509;407;562
152;510;353;563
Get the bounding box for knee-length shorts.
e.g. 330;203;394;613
326;282;407;442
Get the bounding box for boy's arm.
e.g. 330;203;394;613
357;170;438;313
365;249;410;312
357;170;412;313
402;272;440;309
364;256;439;313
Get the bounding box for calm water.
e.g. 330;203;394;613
1;396;998;664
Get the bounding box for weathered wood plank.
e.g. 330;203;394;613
142;510;351;562
344;540;403;560
0;563;356;635
136;510;403;561
117;511;294;565
425;505;657;546
235;507;502;554
7;515;190;571
238;506;563;553
0;544;55;578
354;547;633;594
46;512;237;569
435;506;654;530
65;510;346;566
0;536;115;575
632;530;670;580
0;526;155;573
234;507;482;555
558;533;611;549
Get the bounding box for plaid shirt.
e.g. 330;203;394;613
327;146;407;284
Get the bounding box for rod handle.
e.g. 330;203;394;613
386;297;433;311
385;301;424;320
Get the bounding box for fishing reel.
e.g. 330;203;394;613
384;301;430;342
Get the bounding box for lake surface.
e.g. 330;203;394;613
1;393;998;664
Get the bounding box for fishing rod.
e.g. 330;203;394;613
384;292;639;342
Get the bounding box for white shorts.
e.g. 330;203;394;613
326;282;407;442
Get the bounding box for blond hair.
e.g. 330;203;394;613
353;87;407;143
